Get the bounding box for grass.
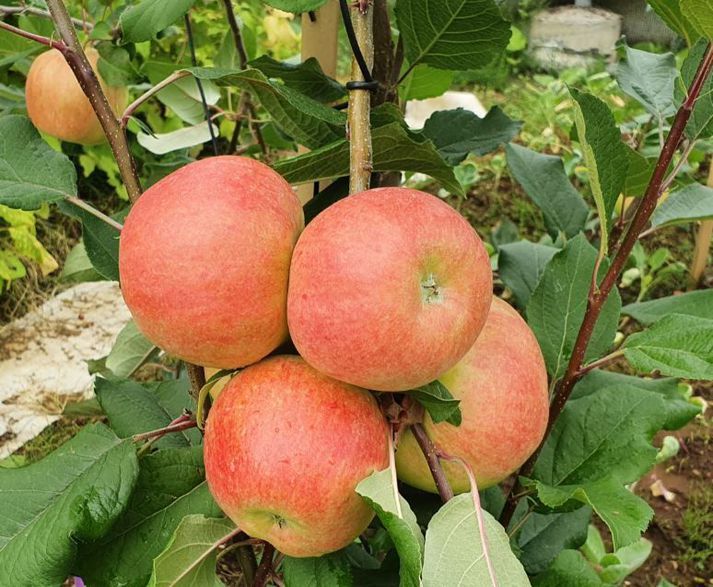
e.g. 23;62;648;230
680;482;713;570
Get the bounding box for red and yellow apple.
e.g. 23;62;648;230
204;355;389;557
25;47;128;145
396;296;549;493
287;187;492;392
119;156;304;368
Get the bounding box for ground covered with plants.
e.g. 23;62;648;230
0;0;712;586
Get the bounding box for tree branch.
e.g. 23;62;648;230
411;423;454;503
0;19;63;47
346;0;374;194
187;363;206;402
253;543;276;587
45;0;142;203
500;41;713;527
120;70;191;128
0;4;88;29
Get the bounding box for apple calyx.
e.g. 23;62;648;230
420;273;443;304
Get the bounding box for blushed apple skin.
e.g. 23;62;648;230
287;187;493;392
396;296;549;493
119;156;304;368
25;48;128;145
204;355;390;558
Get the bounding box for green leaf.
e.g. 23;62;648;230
532;549;604;587
137;121;220;155
422;494;530;586
531;384;670;547
409;380;462;425
395;0;510;72
569;88;628;252
681;0;713;39
249;55;346;102
0;27;41;68
571;369;700;431
283;552;354;587
616;46;677;118
505;143;589;239
526;234;621;380
677;39;713;140
516;507;592;574
97;42;139;86
105;320;158;378
262;0;329;12
148;515;235;587
533;478;653;551
623;147;654;198
599;536;652;584
273;122;463;195
647;0;701;46
61;241;103;283
120;0;196;43
651;183;713;227
622;289;713;325
498;240;558;309
422;107;522;165
188;67;345;149
77;446;221;587
0;115;77;209
623;314;713;380
356;469;424;587
95;378;192;449
0;424;139;586
59;201;126;281
400;65;454;101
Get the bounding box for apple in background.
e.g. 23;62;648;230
119;156;304;368
25;47;128;145
396;296;549;493
204;355;389;557
287;187;492;392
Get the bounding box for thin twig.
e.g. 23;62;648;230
660;138;697;194
45;0;142;202
221;0;248;69
120;70;191;128
0;19;62;47
184;12;218;156
65;196;123;231
500;42;713;528
576;349;625;377
132;416;196;443
411;423;454;503
0;4;88;28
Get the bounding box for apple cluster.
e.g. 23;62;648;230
117;156;549;558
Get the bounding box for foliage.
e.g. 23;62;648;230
0;0;711;585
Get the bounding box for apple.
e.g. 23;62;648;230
25;47;128;145
204;355;389;557
287;187;492;392
396;296;549;493
119;156;304;368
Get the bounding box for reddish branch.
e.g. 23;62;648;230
500;42;713;527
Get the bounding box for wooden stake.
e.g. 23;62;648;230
689;163;713;287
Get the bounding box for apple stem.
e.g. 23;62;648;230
64;196;123;232
388;426;404;518
500;41;713;528
411;423;454;503
45;0;143;203
253;543;276;587
438;451;499;587
343;0;375;194
0;5;88;29
120;70;192;129
187;363;207;403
